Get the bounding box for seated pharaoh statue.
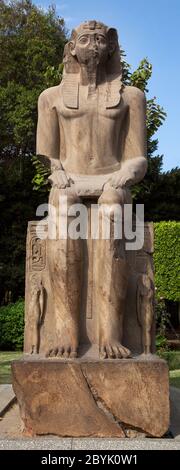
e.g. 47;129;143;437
12;20;170;440
35;20;147;359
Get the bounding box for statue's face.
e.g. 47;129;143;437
71;30;109;65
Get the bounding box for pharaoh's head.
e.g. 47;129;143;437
63;20;121;75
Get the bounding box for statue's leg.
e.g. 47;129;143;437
96;188;131;359
47;188;83;358
142;306;153;355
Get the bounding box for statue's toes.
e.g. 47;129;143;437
46;348;54;357
57;347;64;357
118;345;131;358
99;346;107;359
112;345;122;358
45;349;52;357
106;345;114;359
50;348;59;357
69;350;78;358
63;347;70;358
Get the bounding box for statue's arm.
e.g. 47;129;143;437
36;89;70;188
109;86;147;189
36;89;61;171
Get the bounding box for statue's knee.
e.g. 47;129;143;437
49;187;80;209
66;191;81;209
98;187;131;206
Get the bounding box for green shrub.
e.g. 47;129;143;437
156;334;168;352
154;222;180;301
0;300;24;350
155;297;170;353
157;351;180;370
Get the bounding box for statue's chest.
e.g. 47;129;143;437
58;86;127;123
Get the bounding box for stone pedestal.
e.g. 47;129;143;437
12;355;169;438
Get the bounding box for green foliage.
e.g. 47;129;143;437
32;155;51;193
0;0;66;88
0;0;67;159
133;164;180;221
44;63;64;88
155;297;170;334
158;351;180;371
129;58;152;92
155;297;170;353
154;222;180;301
156;334;168;353
121;54;179;223
146;98;166;157
0;156;43;302
169;369;180;388
122;57;166;160
0;351;22;384
0;300;24;350
0;1;67;302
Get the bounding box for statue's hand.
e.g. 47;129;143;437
106;157;147;190
107;168;136;190
48;168;71;189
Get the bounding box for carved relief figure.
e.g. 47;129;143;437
36;20;147;359
137;274;154;354
29;278;45;354
30;236;46;271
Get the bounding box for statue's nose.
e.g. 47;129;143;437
89;36;98;49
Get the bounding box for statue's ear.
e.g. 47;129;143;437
107;28;119;56
63;40;79;74
69;40;76;57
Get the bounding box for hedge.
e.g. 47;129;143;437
157;351;180;370
154;221;180;301
0;299;24;350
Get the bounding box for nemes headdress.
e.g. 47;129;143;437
63;20;122;76
62;21;122;109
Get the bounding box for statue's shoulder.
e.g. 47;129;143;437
38;84;62;107
122;85;146;105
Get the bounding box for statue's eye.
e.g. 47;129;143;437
96;35;106;44
79;36;89;44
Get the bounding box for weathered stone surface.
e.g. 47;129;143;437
12;357;169;438
26;19;149;360
24;222;154;356
21;19;169;439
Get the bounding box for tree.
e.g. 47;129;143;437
0;0;67;303
0;0;66;159
121;55;180;220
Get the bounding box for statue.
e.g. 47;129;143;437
36;20;147;359
137;274;154;355
12;20;170;440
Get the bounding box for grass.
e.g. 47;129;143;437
169;369;180;389
157;350;180;370
0;351;22;384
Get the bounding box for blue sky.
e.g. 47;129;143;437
34;0;180;171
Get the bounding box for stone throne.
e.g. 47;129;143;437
24;221;155;357
12;20;169;438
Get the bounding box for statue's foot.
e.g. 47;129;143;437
31;345;38;354
46;344;78;359
99;341;131;359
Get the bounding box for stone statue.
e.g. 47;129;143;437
137;274;154;354
36;20;147;359
29;278;45;354
12;20;170;440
